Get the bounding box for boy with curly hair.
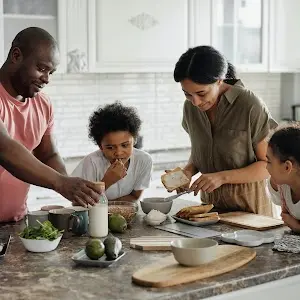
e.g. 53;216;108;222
72;101;153;202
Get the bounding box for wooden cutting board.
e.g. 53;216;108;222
219;212;284;230
132;245;256;288
130;236;183;251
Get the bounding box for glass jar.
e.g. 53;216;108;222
88;182;108;238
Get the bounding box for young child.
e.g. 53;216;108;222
72;101;153;202
266;124;300;233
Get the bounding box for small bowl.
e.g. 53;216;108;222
171;238;218;266
140;197;173;214
19;235;63;253
41;205;65;212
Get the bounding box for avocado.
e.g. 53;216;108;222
103;233;122;260
108;214;127;233
85;238;105;260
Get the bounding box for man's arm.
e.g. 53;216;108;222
33;134;67;176
0;120;100;206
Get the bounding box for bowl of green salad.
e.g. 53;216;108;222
19;220;63;253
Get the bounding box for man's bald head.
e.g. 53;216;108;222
9;27;58;59
3;27;60;98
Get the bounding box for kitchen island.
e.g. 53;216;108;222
1;200;300;300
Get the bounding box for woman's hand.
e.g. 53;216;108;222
190;172;225;196
281;212;300;233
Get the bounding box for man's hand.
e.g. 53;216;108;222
54;176;102;207
190;172;225;195
281;212;300;233
102;159;127;189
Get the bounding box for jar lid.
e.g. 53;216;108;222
94;181;105;192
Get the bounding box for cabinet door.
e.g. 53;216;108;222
0;0;66;72
212;0;268;72
88;0;189;73
269;0;300;72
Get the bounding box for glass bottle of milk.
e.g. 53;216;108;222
88;182;108;238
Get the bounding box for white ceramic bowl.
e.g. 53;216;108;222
20;235;63;253
140;197;173;214
171;238;218;266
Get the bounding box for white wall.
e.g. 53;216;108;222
43;72;281;158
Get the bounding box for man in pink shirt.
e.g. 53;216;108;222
0;27;100;222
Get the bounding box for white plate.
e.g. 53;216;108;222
72;249;126;267
172;215;220;227
221;230;275;247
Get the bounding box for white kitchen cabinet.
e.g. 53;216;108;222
211;0;269;72
0;0;67;72
88;0;191;73
269;0;300;72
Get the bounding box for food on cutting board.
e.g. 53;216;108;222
103;234;122;260
161;167;190;192
85;238;105;260
108;214;127;233
175;204;219;222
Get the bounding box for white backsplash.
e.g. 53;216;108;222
43;72;281;158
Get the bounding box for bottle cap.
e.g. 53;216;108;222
94;181;105;192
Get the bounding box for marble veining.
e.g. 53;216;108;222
0;201;299;300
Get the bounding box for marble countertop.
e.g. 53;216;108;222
0;200;299;300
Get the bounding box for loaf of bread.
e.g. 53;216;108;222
161;167;190;192
175;204;214;219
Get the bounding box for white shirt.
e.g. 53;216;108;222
267;179;300;219
71;148;153;200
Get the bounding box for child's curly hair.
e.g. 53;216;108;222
269;122;300;164
88;101;142;145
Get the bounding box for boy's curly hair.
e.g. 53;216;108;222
88;101;142;145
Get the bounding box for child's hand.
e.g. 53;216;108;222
281;212;300;233
103;160;127;188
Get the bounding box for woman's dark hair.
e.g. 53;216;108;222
88;101;141;145
174;45;236;84
269;123;300;164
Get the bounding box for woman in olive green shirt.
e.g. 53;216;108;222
172;46;277;216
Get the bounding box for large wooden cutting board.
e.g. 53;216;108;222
130;236;183;251
219;212;284;230
132;245;256;288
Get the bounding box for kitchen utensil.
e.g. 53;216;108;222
27;210;49;227
19;235;62;253
108;201;138;223
163;191;188;202
140;197;173;214
155;222;220;238
219;212;284;230
72;249;126;267
221;230;275;247
69;206;89;236
130;236;184;251
132;245;256;288
171;238;218;266
0;234;11;259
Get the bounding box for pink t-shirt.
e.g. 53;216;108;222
0;84;54;222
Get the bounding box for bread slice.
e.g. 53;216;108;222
161;167;190;192
175;204;214;219
189;215;220;223
188;212;218;219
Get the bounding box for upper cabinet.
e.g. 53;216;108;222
211;0;269;72
0;0;66;72
88;0;191;73
269;0;300;72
